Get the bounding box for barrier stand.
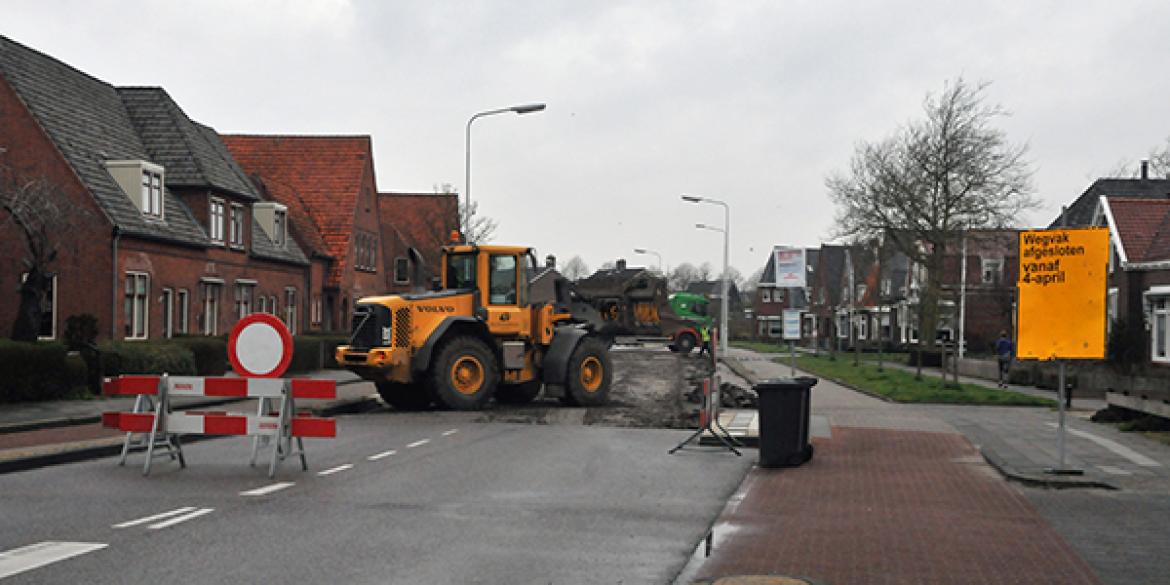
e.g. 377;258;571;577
669;377;741;456
112;373;186;474
102;375;336;478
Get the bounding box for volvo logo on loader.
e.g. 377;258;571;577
417;305;456;313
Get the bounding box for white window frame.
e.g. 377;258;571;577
284;287;298;334
177;289;189;335
257;295;267;315
269;295;278;316
229;203;245;248
857;314;868;340
124;272;149;340
161;287;174;339
1152;295;1170;363
982;257;1004;285
141;169;163;218
234;282;255;320
202;281;222;336
761;289;771;303
273;209;287;247
311;296;323;325
209;198;226;243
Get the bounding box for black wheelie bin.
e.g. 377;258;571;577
754;376;818;467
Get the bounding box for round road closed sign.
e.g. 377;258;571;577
227;313;293;378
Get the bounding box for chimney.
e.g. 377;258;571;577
616;259;627;271
1141;159;1149;180
545;254;556;269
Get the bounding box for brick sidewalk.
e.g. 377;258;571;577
688;427;1102;585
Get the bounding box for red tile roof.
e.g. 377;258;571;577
378;192;459;255
222;135;374;286
1106;197;1170;262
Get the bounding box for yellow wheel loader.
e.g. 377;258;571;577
335;243;612;411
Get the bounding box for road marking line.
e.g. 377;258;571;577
1046;423;1162;467
240;482;295;496
406;439;430;448
318;464;354;476
442;429;458;437
0;542;107;579
368;450;397;461
112;507;197;528
148;508;214;530
1098;465;1133;476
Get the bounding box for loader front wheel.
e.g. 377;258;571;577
376;381;433;411
674;332;697;354
430;336;498;410
563;337;611;407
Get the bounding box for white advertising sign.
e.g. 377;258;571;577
773;247;807;289
783;309;802;340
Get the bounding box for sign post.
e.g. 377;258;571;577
783;309;802;376
1016;227;1109;474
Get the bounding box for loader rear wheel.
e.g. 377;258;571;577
430;336;498;410
495;380;543;404
674;332;697;354
563;337;611;407
375;381;433;411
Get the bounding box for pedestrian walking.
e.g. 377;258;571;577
995;331;1013;388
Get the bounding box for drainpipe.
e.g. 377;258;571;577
110;225;121;340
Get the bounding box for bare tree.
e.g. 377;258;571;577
1110;136;1170;178
827;78;1037;348
560;256;590;281
1;170;89;341
433;183;497;243
668;262;700;292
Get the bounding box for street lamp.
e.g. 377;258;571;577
633;248;663;273
464;103;546;241
683;194;731;354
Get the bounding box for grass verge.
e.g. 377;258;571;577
794;354;1055;406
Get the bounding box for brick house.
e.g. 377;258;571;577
376;192;459;293
0;35;310;342
222;135;388;333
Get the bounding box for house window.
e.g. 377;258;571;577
20;272;57;340
774;289;784;303
837;313;849;339
881;278;892;296
209;198;226;243
269;295;278;316
177;289;189;334
273;209;287;247
201;282;222;335
394;257;410;284
761;289;771;303
982;258;1004;284
856;284;867;302
1107;288;1118;333
141;170;163;217
234;282;254;319
257;296;267;315
354;231;378;272
124;272;149;340
284;287;298;334
311;296;323;325
857;315;868;340
161;288;174;339
1153;297;1170;363
229;204;245;248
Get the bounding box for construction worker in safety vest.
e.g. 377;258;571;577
698;326;712;357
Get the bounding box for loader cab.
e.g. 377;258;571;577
442;245;538;338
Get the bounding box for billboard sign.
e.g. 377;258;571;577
1016;227;1109;360
773;247;807;289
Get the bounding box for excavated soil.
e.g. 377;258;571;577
473;346;713;429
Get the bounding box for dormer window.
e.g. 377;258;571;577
141;169;162;217
105;160;165;220
253;202;289;248
209;198;226;243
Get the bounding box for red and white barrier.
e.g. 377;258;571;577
101;314;336;477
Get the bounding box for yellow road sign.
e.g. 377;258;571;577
1016;227;1109;360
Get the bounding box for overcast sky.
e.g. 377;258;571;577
5;1;1169;279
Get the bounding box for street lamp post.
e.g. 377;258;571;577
633;248;663;273
463;103;546;242
684;193;731;354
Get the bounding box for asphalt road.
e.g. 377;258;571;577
0;410;753;584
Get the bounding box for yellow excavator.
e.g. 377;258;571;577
335;243;612;411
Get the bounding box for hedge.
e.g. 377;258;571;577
288;335;348;373
0;340;88;402
99;341;197;376
171;335;228;375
